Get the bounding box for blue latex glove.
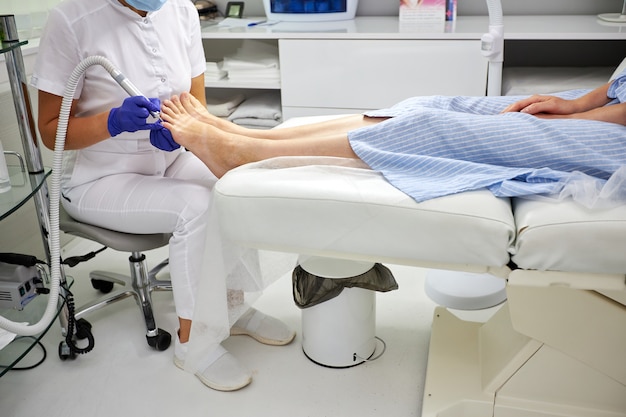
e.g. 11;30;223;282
150;125;180;151
107;96;162;137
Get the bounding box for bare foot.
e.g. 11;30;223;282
178;92;216;124
161;95;244;178
178;92;265;137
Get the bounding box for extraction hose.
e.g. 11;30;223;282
0;56;135;335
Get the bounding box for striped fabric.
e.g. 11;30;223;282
348;70;626;205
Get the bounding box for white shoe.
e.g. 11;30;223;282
230;308;296;346
174;338;252;392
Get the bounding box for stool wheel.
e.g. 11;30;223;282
147;329;171;351
91;278;115;293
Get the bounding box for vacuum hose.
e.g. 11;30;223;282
0;56;141;336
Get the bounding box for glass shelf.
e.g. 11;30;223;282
0;276;73;377
1;24;63;378
0;165;50;221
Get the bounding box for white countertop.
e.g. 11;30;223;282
201;15;626;40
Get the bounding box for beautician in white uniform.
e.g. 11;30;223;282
31;0;294;391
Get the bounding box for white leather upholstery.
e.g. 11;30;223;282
512;198;626;274
215;156;515;272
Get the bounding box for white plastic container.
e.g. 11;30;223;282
301;286;376;367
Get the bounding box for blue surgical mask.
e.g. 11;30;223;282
125;0;168;12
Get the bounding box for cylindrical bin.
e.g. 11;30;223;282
301;285;376;368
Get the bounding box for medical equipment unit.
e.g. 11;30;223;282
262;0;359;22
0;261;45;310
212;97;626;417
210;3;625;417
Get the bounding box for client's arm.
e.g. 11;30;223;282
502;83;612;116
501;82;626;126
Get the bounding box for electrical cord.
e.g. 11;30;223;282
62;246;108;268
61;287;94;355
0;336;47;371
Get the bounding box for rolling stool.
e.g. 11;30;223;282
59;205;173;353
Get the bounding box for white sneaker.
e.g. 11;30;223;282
230;308;296;346
174;338;252;391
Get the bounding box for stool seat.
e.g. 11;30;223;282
59;207;170;252
59;205;172;353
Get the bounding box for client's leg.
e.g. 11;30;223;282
161;96;372;178
173;92;384;140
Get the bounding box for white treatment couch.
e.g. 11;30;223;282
213;115;626;417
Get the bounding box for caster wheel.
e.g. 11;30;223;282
146;329;171;351
58;341;77;361
75;318;93;340
91;278;114;293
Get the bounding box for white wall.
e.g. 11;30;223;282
210;0;625;18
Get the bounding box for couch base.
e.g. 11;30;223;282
422;301;626;417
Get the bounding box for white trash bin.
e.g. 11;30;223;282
302;286;376;367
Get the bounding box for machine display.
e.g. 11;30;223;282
263;0;358;21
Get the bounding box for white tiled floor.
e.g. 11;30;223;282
0;239;441;417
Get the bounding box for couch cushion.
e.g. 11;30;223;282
512;198;626;274
215;156;516;270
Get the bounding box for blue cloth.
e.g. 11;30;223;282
348;71;626;205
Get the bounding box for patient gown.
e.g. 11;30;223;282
348;69;626;208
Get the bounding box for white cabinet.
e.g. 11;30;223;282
201;15;626;120
201;16;494;119
279;39;487;118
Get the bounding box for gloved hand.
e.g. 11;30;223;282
150;125;180;151
107;96;162;137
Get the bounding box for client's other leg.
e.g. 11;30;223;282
161;96;371;178
173;92;385;140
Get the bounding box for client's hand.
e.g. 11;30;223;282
107;96;162;137
150;125;180;151
501;95;577;116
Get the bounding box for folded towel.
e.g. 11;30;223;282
231;118;281;129
223;56;279;70
226;68;280;83
222;40;280;71
206;94;246;117
204;61;227;82
228;92;282;126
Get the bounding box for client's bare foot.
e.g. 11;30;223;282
178;92;217;124
161;96;249;178
178;92;266;137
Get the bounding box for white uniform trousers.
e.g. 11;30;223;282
62;151;217;320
